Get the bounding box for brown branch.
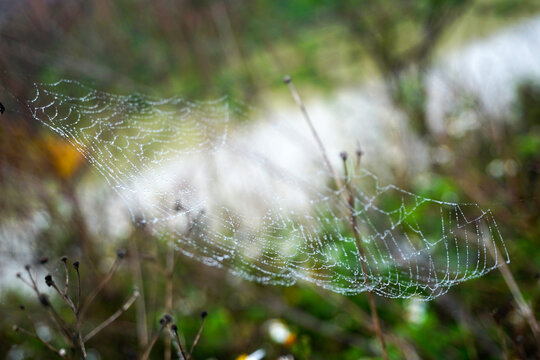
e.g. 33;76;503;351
83;289;139;342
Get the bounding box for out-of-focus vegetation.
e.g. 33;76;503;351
2;0;540;359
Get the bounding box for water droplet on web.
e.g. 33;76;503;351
24;79;509;300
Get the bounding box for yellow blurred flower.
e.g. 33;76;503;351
236;349;266;360
267;319;296;346
39;135;84;179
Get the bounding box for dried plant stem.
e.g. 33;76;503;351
284;76;344;192
171;326;188;360
75;264;81;310
165;238;175;360
17;271;75;350
16;274;35;290
75;255;124;360
50;282;77;315
25;266;39;293
285;76;387;358
342;156;388;360
482;227;540;345
187;316;207;360
129;235;149;347
77;331;88;360
83;289;140;342
140;322;167;360
62;260;70;295
78;256;122;321
15;326;65;357
43;302;77;352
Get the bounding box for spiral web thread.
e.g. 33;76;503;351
26;79;509;300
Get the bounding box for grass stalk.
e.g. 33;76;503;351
284;76;344;192
284;76;387;359
342;153;388;360
482;225;540;346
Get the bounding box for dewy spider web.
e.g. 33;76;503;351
25;79;509;300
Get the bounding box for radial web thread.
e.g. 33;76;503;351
26;80;509;300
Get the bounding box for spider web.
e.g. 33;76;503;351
25;79;509;300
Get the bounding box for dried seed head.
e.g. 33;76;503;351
171;324;178;332
283;75;292;84
16;272;21;278
19;304;25;311
339;151;348;161
116;249;127;259
39;257;49;265
12;325;19;332
24;264;31;271
39;294;50;307
73;261;80;270
200;311;208;319
45;275;54;287
162;314;173;324
61;256;68;263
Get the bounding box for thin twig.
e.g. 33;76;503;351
83;289;140;342
284;76;344;192
39;296;76;350
16;273;36;292
284;76;388;358
140;316;171;360
25;265;40;294
17;266;77;357
46;275;77;315
482;225;540;346
78;252;124;321
165;238;175;360
129;235;149;348
342;153;388;360
187;312;207;360
74;261;81;311
61;256;70;295
73;261;87;360
171;324;187;360
77;331;87;360
13;325;66;357
75;251;125;360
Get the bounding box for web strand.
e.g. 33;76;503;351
25;80;509;300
